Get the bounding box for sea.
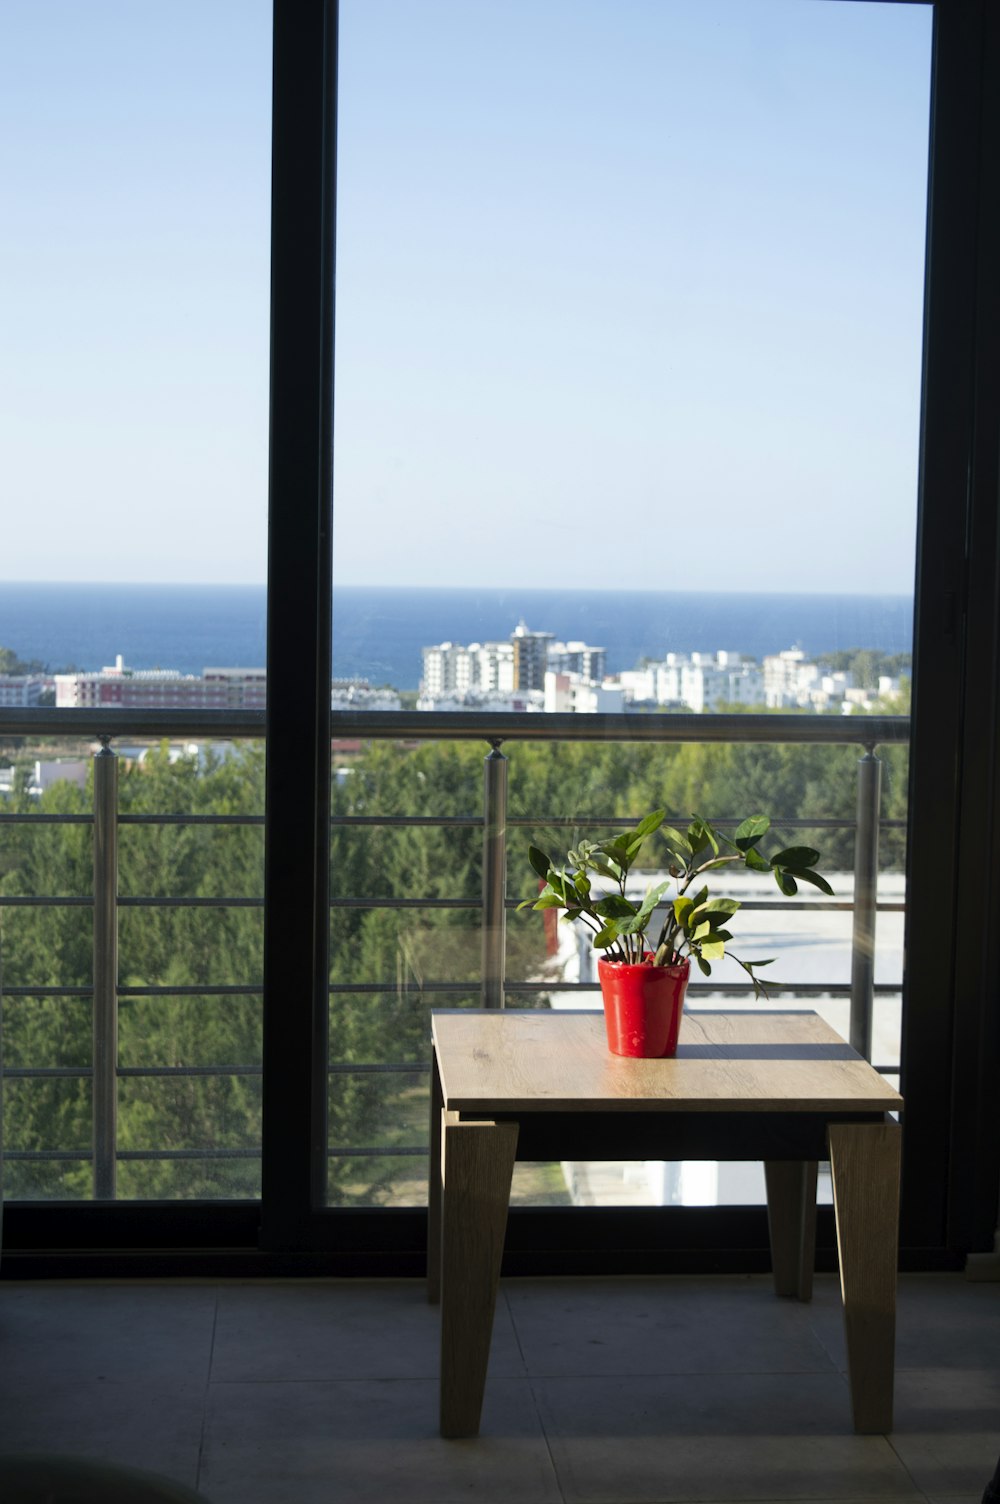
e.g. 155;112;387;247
0;582;914;691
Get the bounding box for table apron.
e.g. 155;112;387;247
453;1109;889;1162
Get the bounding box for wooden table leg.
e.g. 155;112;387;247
427;1048;444;1305
439;1110;518;1439
828;1118;902;1434
764;1160;818;1300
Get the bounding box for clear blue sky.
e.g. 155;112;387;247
1;0;932;593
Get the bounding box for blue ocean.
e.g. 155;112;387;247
0;582;913;691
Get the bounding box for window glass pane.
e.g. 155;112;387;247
330;0;929;1206
1;2;271;1200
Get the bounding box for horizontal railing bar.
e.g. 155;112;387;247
0;814;93;825
0;808;908;834
117;896;264;908
0;707;909;745
506;815;906;831
4;1067;92;1078
510;898;882;914
0;709;266;737
331;814;483;827
505;982;902;996
326;710;912;746
327;1062;426;1074
118;1065;262;1077
117;1148;260;1161
325;979;902;996
2;987;94;997
330;982;482;994
6;1150;92;1161
118;814;264;826
0;896;93;907
329;897;479;909
0;895;905;915
119;986;261;998
327;1146;426;1158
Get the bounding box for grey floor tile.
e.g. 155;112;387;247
808;1274;1000;1373
888;1367;1000;1498
0;1376;205;1488
533;1371;922;1504
211;1278;526;1383
505;1275;839;1378
0;1279;217;1388
199;1377;562;1504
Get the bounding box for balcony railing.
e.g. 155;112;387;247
0;707;909;1200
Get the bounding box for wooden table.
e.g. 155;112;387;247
428;1008;902;1438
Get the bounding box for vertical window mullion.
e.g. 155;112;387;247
261;0;337;1248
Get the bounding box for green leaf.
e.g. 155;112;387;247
660;824;692;857
771;846;821;869
600;834;634;872
527;845;551;881
744;847;771;873
673;895;695;925
594;894;637;919
773;869;798;896
632;809;666;840
531;893;566;910
689;815;720;856
792;868;834;896
733;815;770;851
633;881;671;923
701;897;740;918
593;923;620;948
696;955;712;976
700;939;726;960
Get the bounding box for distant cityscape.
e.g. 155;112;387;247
0;621;909;718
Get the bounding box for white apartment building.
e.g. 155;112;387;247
547;641;607;682
421;641;514;699
544;671;625;715
763;649;854;711
422;627;605;707
613;652;763;712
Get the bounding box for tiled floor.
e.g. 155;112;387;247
0;1273;997;1504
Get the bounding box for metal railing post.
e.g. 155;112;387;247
92;736;118;1199
481;740;508;1009
849;744;882;1061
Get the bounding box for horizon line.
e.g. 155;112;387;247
0;579;916;600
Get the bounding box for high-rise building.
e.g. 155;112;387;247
510;621;554;691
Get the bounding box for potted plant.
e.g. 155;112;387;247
520;809;832;1058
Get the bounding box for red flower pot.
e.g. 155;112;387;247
597;955;690;1058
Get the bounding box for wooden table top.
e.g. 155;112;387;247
431;1009;902;1115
